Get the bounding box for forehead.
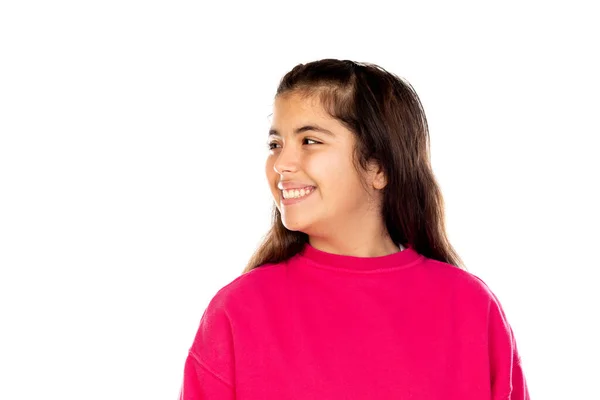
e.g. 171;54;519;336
271;92;330;123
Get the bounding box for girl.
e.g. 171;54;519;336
180;59;529;399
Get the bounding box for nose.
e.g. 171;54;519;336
273;145;299;175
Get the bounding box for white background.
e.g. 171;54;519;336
1;1;598;399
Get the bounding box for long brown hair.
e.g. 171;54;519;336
243;59;466;273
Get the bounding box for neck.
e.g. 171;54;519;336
308;234;401;258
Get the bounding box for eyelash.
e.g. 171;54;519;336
268;138;320;150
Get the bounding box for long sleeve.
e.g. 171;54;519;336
179;291;236;400
179;350;234;400
488;290;530;400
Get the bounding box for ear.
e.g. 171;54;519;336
368;161;387;190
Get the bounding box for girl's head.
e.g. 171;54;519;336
245;59;465;272
265;88;388;242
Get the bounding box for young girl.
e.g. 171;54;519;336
179;59;530;399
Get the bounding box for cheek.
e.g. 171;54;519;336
318;156;353;186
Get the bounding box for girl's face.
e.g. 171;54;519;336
265;91;385;238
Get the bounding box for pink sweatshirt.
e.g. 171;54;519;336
180;243;529;399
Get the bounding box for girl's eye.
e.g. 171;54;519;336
303;138;320;145
267;138;320;150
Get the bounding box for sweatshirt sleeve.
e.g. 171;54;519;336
487;290;530;400
179;292;236;400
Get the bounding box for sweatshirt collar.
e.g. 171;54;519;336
296;242;424;273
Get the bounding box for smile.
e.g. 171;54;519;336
282;186;315;199
280;186;316;205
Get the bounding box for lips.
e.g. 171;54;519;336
282;185;315;198
280;186;316;204
278;182;316;190
281;186;315;192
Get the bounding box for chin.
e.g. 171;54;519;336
281;218;310;233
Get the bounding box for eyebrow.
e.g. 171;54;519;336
268;125;335;138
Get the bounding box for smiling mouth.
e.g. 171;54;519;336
281;186;315;200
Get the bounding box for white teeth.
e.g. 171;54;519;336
282;186;314;199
